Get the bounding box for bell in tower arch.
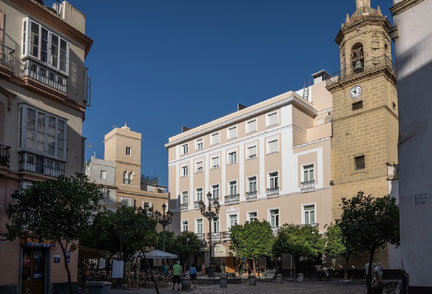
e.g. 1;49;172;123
351;43;365;74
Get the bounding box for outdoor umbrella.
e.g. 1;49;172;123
144;249;178;259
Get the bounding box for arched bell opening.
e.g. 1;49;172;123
351;43;364;73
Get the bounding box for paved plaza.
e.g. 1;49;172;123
109;280;369;294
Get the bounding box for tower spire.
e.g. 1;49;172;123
356;0;371;9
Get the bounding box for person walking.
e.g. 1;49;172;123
189;264;197;288
201;263;206;276
172;261;182;291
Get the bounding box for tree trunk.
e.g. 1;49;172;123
367;249;375;294
344;253;351;280
253;259;256;275
59;241;73;294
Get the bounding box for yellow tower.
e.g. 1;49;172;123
327;0;398;222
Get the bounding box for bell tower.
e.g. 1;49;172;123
327;0;398;224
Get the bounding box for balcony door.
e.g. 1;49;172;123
22;248;47;294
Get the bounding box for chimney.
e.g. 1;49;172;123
182;126;190;133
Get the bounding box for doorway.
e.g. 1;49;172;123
21;249;47;294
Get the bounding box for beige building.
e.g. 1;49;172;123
166;71;333;270
326;0;399;268
86;125;168;212
0;0;92;293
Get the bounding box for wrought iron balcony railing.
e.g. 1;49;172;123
23;59;67;93
206;232;221;243
0;43;14;70
301;180;316;192
224;194;240;204
221;231;231;241
179;203;188;211
194;200;202;209
0;144;11;168
267;187;279;198
18;151;65;177
246;191;257;200
326;55;396;87
196;233;205;241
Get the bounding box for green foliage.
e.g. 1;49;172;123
155;230;177;253
324;223;351;259
173;231;202;263
273;224;324;260
230;220;274;260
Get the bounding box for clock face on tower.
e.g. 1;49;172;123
350;85;362;99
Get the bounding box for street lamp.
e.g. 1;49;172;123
199;191;220;278
153;203;173;252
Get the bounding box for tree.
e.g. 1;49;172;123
273;224;324;277
338;192;399;294
229;220;274;274
174;231;202;266
155;230;177;253
7;174;103;294
324;223;355;280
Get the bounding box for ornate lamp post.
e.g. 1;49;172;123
153;203;173;251
199;192;220;278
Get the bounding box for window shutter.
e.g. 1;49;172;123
0;10;4;43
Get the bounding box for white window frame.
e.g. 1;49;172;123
181;143;189;155
196;188;203;202
228;180;238;195
247;211;258;222
266;137;279;154
22;17;70;75
246;144;257;159
212;184;220;200
195;160;204;173
302;203;316;225
228;150;237;165
302;163;315;183
227;213;239;230
246;119;257;133
210;155;220;169
227;125;237;140
268;208;280;228
182;220;189;232
266;111;279;127
181;191;189;204
195;218;204;235
248;176;257;192
181;165;189;177
268;171;279;189
212;217;220;233
120;197;134;207
195;138;204;150
210;132;220;145
100;170;106;180
125;147;131;156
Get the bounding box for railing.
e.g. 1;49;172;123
23;59;67;93
0;144;11;167
194;201;202;209
206;232;221;243
326;55;396;87
0;43;15;70
224;194;240;204
196;233;204;241
179;203;188;211
301;180;315;192
246;191;257;200
267;187;279;198
19;152;65;177
221;231;231;241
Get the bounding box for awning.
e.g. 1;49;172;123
79;245;109;259
143;250;177;259
214;243;235;258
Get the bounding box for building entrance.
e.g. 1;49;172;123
21;249;46;294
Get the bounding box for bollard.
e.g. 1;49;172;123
297;273;304;283
182;275;191;290
249;275;256;286
220;273;228;288
276;274;283;284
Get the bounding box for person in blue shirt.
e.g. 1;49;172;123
189;264;197;288
161;263;168;276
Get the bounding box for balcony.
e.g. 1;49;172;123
221;231;231;241
246;191;257;201
206;232;221;243
326;55;396;87
0;43;14;71
301;180;315;193
23;59;67;93
196;233;205;241
179;203;188;211
267;187;279;198
194;201;202;209
224;194;240;205
18;152;65;177
271;227;280;236
0;144;11;168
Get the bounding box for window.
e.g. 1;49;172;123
269;172;279;189
227;126;237;140
126;147;131;156
181;165;189;177
19;105;67;160
212;217;220;233
248;211;258;222
352;101;363;110
195;161;203;173
181;144;189;155
121;197;134;207
228;151;237;164
142;202;153;209
211;132;219;145
355;155;365;170
303;164;314;183
182;191;189;204
182;220;189;232
211;156;220;168
229;181;237;195
22;18;70;74
212;184;220;200
303;205;315;225
267;139;279;154
248;176;257;192
229;214;238;229
267;111;278;127
123;171;128;184
195;138;203;150
247;145;257;159
196;219;203;234
246;119;257;133
100;170;106;180
269;209;280;228
196;188;203;202
127;172;133;184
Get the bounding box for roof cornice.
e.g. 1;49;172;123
390;0;424;15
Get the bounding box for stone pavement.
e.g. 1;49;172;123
109;280;367;294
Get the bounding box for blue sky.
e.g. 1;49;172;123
74;0;393;187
